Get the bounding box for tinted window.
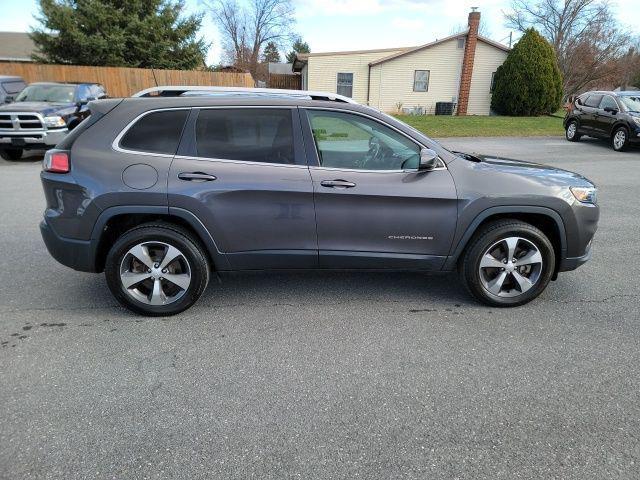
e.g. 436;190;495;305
600;95;618;110
120;110;189;155
195;109;295;164
584;95;603;108
1;81;26;94
307;110;420;171
90;84;106;99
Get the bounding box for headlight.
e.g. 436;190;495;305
633;117;640;127
43;116;66;128
570;186;597;204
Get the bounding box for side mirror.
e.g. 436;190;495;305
604;107;618;114
76;100;88;108
419;148;439;171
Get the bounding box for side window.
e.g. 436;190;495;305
490;72;497;92
195;108;295;164
76;85;91;102
600;95;618;111
413;70;430;92
584;95;603;108
90;84;105;99
2;81;26;95
307;110;420;171
119;109;189;155
336;73;353;98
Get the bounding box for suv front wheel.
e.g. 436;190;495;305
0;148;23;161
460;220;555;307
612;126;629;152
105;223;210;316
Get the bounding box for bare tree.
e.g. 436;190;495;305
207;0;295;80
505;0;631;95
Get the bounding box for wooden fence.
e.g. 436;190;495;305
0;62;255;97
267;73;301;90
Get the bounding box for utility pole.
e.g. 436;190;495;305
509;31;513;48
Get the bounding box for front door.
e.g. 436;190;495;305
168;107;317;270
592;94;619;137
301;108;457;270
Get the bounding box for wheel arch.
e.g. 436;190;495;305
443;206;567;275
90;206;229;273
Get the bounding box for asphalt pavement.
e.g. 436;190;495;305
1;137;639;479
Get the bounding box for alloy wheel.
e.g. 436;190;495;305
566;122;577;139
613;130;626;150
478;236;543;298
119;241;192;306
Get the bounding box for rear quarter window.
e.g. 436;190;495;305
1;81;26;94
119;109;189;155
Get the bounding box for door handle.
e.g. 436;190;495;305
320;179;356;188
177;172;217;182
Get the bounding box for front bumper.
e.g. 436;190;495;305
0;128;68;149
558;242;592;272
40;219;97;272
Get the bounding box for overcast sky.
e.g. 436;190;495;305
2;0;638;65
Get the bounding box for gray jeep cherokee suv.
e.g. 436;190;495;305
39;87;599;316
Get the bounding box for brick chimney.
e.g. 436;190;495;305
457;8;481;116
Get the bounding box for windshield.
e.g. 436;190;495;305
619;95;640;112
14;85;75;103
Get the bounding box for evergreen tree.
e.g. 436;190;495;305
286;38;310;64
491;28;563;116
31;0;208;69
262;42;281;63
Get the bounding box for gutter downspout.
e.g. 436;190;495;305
366;63;371;105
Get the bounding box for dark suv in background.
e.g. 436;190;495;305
40;87;599;316
0;81;106;160
564;90;640;151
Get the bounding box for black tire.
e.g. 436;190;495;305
459;220;555;307
611;126;629;152
0;148;23;161
105;223;210;316
565;120;581;142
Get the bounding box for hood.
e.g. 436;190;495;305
0;101;76;117
454;151;595;188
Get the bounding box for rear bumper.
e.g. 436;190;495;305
40;219;97;272
0;128;68;149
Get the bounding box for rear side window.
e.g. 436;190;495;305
2;81;26;94
120;110;189;155
584;95;603;108
195;108;295;164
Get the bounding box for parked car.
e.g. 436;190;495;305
0;81;107;160
564;90;640;151
0;75;26;104
40;86;599;316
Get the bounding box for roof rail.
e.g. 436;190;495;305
131;85;358;104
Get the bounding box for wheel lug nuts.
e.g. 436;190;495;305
162;269;167;274
154;263;159;268
147;269;151;273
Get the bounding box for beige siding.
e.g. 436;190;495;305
306;49;405;104
369;39;465;114
467;41;508;115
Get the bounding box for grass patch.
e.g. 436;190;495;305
393;114;565;138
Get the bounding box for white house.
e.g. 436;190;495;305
292;10;509;115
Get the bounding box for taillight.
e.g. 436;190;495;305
43;150;70;173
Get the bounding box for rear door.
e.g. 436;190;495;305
168;107;317;270
580;94;603;133
300;108;457;270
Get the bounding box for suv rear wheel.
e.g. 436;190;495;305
459;220;555;307
0;148;23;161
105;223;210;316
565;120;581;142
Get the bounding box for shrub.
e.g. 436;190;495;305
491;29;563;116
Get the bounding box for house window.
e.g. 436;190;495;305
457;38;465;49
413;70;430;92
490;72;497;92
336;72;353;98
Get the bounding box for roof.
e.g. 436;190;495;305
369;31;510;66
0;32;37;62
292;32;509;71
